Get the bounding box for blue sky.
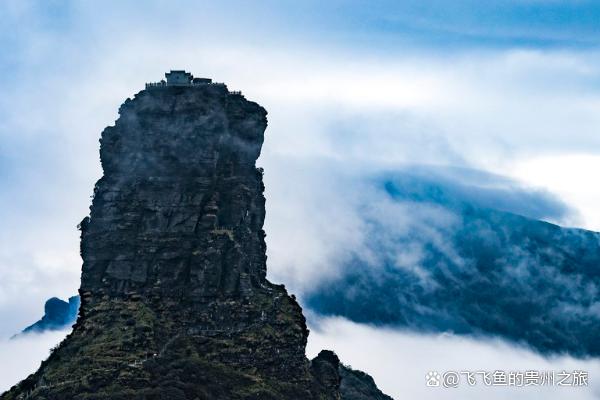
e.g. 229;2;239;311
2;1;600;398
5;0;600;61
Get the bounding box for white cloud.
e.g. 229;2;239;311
510;154;600;230
0;330;69;394
307;317;600;400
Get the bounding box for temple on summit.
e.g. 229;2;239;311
146;70;213;88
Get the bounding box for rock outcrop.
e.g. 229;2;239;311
2;74;392;399
339;366;393;400
18;296;80;336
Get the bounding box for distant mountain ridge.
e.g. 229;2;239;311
18;296;79;336
307;172;600;357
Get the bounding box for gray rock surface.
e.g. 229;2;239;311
2;74;392;400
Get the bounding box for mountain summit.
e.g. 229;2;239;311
2;71;391;400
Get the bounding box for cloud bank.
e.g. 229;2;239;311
264;163;600;356
307;317;600;400
0;330;69;394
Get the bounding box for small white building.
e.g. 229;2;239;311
165;70;193;86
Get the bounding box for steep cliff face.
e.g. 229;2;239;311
2;77;392;399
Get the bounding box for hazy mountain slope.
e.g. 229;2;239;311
307;173;600;357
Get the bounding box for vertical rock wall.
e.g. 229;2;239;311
2;78;392;400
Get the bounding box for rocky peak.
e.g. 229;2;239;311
17;296;80;336
80;83;268;302
2;73;392;400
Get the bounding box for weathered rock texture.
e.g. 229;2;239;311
339;366;394;400
2;77;392;399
